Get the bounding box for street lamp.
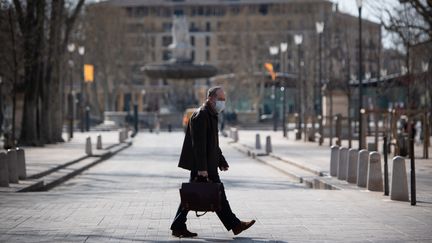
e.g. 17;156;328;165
78;46;85;132
316;22;324;117
356;0;364;149
67;43;76;140
294;34;303;140
0;76;3;138
269;45;279;131
280;42;288;137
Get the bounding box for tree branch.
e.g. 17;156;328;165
62;0;85;53
12;0;24;31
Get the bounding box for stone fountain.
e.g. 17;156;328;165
143;16;217;80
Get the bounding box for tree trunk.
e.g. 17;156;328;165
17;1;45;146
19;94;39;146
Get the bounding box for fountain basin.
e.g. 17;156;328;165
144;63;217;79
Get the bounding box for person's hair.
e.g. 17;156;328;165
207;86;223;98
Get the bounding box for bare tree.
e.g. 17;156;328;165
6;0;85;146
80;4;133;115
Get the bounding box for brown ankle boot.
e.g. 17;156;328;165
232;220;256;235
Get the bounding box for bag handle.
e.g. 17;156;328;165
195;211;207;217
194;175;212;183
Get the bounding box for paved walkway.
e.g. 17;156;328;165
0;132;431;242
0;131;128;192
232;129;432;204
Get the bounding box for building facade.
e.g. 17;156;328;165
97;0;381;122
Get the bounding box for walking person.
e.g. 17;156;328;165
170;86;255;238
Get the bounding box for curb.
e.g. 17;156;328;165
230;142;340;190
2;141;133;193
39;142;132;191
236;142;324;176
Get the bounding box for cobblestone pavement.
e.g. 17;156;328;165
0;132;431;242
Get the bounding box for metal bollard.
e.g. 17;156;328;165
0;152;9;187
6;149;19;183
409;137;416;206
383;135;389;196
16;148;27;180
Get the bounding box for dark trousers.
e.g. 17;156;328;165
170;171;240;231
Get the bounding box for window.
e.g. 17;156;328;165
162;22;172;32
190;22;199;32
206;36;210;46
259;4;268;15
191;51;195;62
206;50;210;61
190;36;195;46
174;8;184;16
162;36;172;47
163;50;171;61
206;22;211;31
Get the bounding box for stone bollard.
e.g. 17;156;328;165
233;129;239;142
347;149;359;183
330;146;339;177
265;136;272;154
367;152;383;191
97;135;102;150
337;147;349;180
0;152;9;187
390;156;409;201
357;149;369;187
367;142;377;152
119;130;125;143
6;149;19;183
255;134;261;150
124;129;129;139
85;137;92;156
16;148;27;180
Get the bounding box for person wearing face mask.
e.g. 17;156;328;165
170;86;255;238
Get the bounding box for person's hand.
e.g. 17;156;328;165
197;170;208;177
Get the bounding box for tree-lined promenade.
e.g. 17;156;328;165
0;0;430;148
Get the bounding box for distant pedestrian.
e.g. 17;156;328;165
170;86;255;238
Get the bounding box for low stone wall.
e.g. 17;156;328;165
104;111;183;129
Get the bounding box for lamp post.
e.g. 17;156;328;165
0;76;3;138
269;45;279;131
356;0;364;149
316;22;324;117
67;43;76;140
281;42;288;137
78;46;85;132
294;34;303;140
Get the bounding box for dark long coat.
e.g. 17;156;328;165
178;102;228;175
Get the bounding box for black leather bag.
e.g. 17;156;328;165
179;180;222;215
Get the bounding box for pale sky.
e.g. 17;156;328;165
331;0;400;48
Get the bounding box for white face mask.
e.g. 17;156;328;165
215;100;225;113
